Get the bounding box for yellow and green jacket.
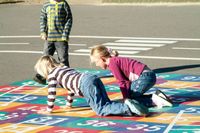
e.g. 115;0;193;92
40;0;73;41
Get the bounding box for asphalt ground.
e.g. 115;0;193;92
0;4;200;85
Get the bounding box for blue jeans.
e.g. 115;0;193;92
130;71;156;107
80;74;131;116
44;41;69;66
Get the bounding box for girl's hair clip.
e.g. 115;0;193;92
107;48;112;54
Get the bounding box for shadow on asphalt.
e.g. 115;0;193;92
0;1;24;4
153;64;200;74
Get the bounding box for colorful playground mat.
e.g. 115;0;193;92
0;69;200;133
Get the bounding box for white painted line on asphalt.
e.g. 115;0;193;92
116;40;176;44
164;110;184;133
0;35;200;41
172;47;200;50
0;43;30;45
102;3;200;6
0;35;39;38
69;43;87;46
0;43;85;46
103;42;165;47
122;55;200;61
75;49;140;54
71;36;200;41
70;52;89;56
111;50;140;54
1;50;200;61
105;46;152;51
75;49;90;52
69;52;200;61
0;50;43;54
88;46;152;51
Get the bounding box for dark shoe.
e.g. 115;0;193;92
33;74;46;85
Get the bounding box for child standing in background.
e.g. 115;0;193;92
34;0;73;84
35;55;149;117
90;45;173;109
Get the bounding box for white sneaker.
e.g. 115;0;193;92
125;99;149;116
155;89;173;104
152;93;173;109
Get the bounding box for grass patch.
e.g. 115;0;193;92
103;0;200;3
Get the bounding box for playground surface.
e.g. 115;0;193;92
0;68;200;133
0;3;200;132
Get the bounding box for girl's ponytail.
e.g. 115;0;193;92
90;45;119;64
107;48;119;57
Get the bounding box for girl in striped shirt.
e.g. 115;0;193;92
34;55;149;116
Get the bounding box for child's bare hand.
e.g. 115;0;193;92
37;110;51;115
41;34;47;40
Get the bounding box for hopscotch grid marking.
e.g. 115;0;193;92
0;71;199;132
0;117;67;133
0;84;52;132
171;129;200;131
0;85;47;106
163;110;185;133
171;125;200;126
0;84;27;97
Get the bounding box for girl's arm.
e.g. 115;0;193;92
38;77;57;114
40;4;48;40
109;62;131;99
62;1;73;41
46;77;57;112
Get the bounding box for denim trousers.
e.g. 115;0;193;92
130;71;156;107
80;73;131;116
43;41;69;66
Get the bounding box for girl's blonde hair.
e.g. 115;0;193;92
34;55;63;78
90;45;118;63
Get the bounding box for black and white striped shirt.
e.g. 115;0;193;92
47;66;83;112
